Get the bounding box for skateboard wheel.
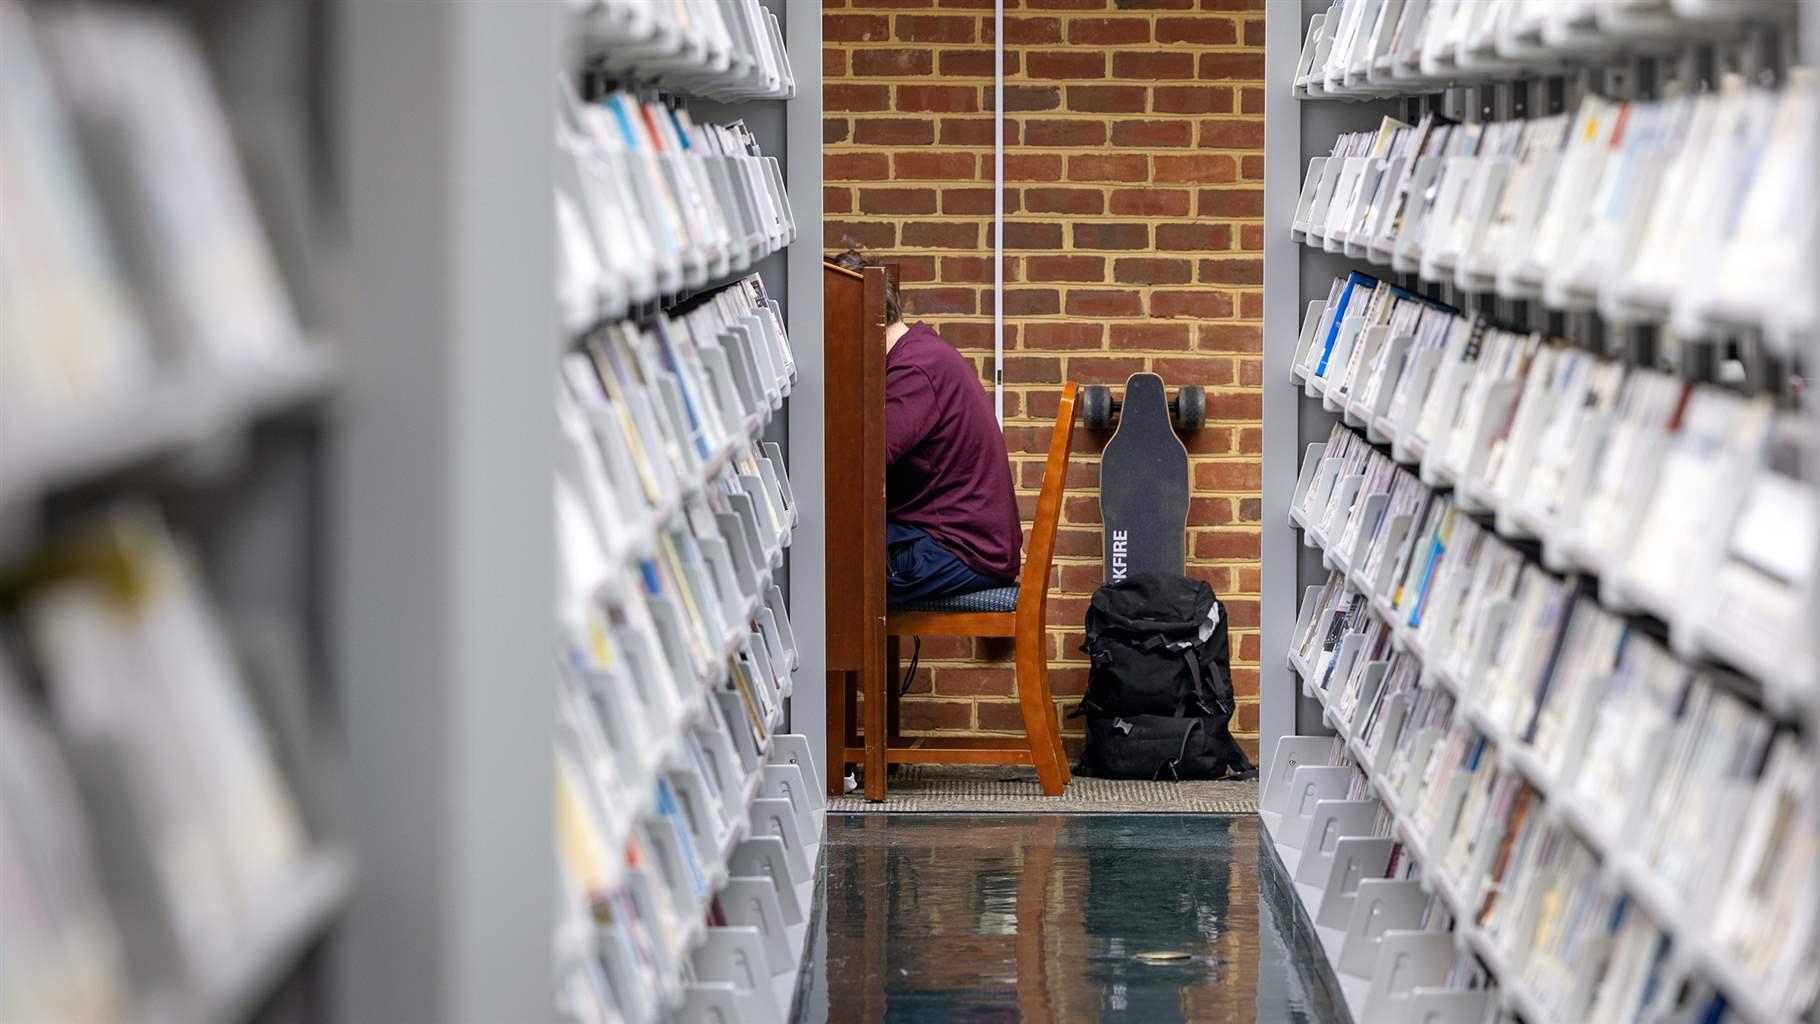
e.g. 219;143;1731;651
1174;386;1206;429
1081;385;1115;429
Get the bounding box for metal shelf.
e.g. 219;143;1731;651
0;343;337;511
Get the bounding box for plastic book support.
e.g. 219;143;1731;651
1295;800;1379;887
1279;765;1354;850
1315;837;1396;931
1293;158;1329;241
1342;883;1431;981
690;928;781;1024
1262;736;1337;822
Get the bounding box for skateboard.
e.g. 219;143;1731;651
1087;373;1206;582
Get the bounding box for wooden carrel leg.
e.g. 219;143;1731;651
863;617;889;802
826;670;849;797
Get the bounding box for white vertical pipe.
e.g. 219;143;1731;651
993;0;1004;426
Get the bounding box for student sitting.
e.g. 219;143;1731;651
833;250;1021;607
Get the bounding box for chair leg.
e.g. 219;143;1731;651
1040;665;1074;787
885;635;902;743
1013;624;1067;796
1019;616;1071;786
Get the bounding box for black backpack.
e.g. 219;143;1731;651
1073;572;1255;781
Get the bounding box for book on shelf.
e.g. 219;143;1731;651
1625;391;1774;611
1576;370;1687;574
1474;781;1535;929
1481;113;1571;292
0;0;152;437
1527;598;1625;782
1710;735;1820;1015
0;659;133;1024
1478;566;1572;740
1707;416;1817;666
1308;272;1379;381
1335;619;1391;722
22;508;311;975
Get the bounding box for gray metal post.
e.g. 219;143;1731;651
331;3;557;1022
1263;1;1399;753
784;0;826;782
1261;0;1307;756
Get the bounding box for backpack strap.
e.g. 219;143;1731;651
1154;718;1202;782
1182;642;1233;717
1183;649;1220;716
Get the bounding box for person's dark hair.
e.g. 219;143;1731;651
832;248;903;325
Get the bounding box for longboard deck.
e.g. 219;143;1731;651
1100;372;1189;581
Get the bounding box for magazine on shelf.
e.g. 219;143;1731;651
1295;570;1349;667
1708;418;1817;669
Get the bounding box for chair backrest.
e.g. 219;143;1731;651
1018;382;1079;620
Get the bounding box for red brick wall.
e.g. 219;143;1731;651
823;0;1265;759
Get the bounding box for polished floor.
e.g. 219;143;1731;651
793;814;1344;1023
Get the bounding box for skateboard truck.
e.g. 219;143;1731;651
1080;383;1206;430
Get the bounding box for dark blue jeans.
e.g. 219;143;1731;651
886;523;1011;606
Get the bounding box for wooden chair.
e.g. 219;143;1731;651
846;382;1080;799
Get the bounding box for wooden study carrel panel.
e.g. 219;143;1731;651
821;260;889;795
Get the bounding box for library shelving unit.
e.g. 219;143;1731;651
1262;2;1819;1023
4;1;825;1021
336;2;825;1024
1;0;352;1021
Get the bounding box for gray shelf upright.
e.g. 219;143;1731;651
782;0;827;801
1262;1;1401;754
329;1;825;1019
331;3;558;1022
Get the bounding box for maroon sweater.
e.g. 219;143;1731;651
885;323;1023;580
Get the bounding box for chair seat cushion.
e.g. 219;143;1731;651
890;584;1019;614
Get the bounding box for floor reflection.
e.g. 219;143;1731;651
795;815;1343;1023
